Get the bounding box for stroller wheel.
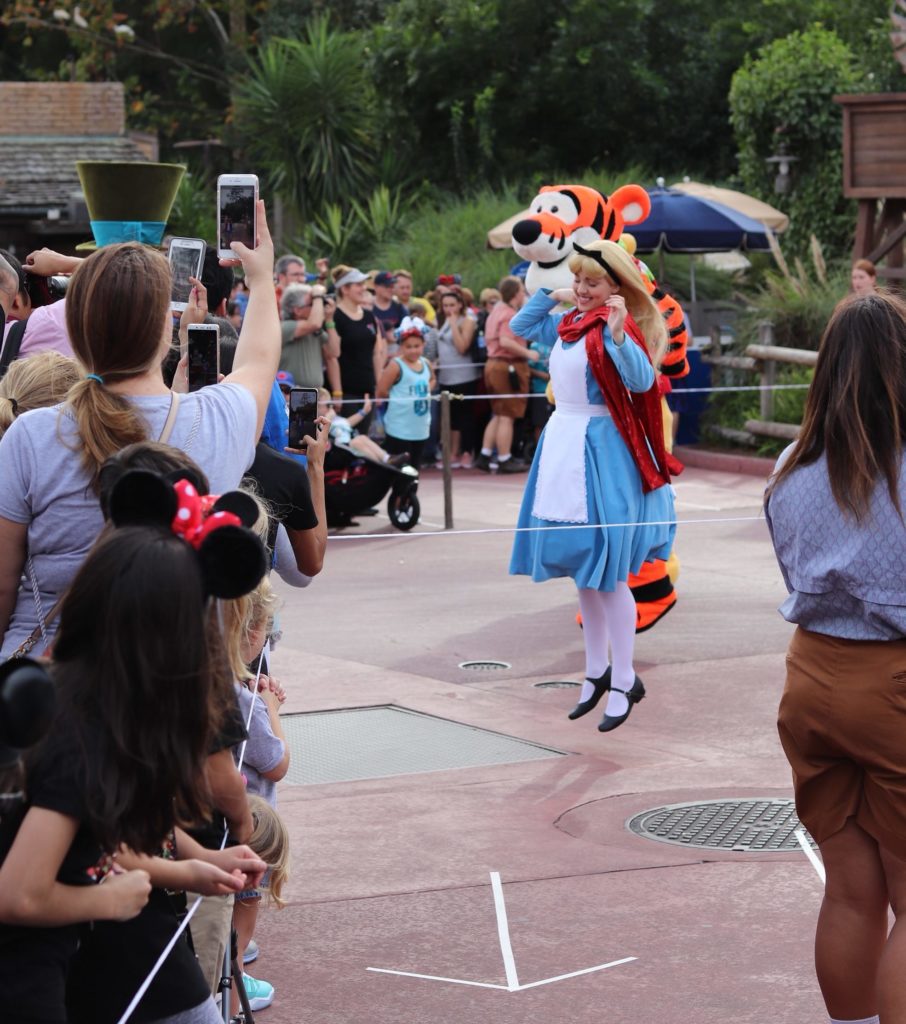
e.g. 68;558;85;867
388;491;420;531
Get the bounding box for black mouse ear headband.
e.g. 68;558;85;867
0;658;56;768
573;242;622;286
106;470;268;600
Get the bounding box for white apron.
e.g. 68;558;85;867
532;336;611;523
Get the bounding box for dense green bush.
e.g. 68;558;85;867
729;25;866;259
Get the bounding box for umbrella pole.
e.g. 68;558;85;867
690;258;697;304
658;248;665;283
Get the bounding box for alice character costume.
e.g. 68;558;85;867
509;290;676;591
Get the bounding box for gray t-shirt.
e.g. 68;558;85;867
279;320;327;388
234;684;285;807
0;383;257;657
434;318;482;386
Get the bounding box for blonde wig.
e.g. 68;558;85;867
567;240;667;366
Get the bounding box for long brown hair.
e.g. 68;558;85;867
64;243;171;489
49;526;217;854
769;291;906;519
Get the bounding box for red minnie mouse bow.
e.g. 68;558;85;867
171;479;242;550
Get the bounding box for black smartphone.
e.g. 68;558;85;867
187;323;220;392
288;386;318;450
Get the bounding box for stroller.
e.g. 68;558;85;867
323;444;421;531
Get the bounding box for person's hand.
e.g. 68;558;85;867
285;414;328;464
179;277;208;330
311;284;326;299
323;296;336;317
102;868;151;921
606;294;627;339
316;257;330;278
549;288;576;305
24;248;78;276
261;685;283;714
361;393;373;415
209;845;267;890
183;859;253;897
258;674;287;704
172;353;189;394
221;199;274;291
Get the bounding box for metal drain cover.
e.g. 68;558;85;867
627;798;813;852
458;660;511;671
534;680;581;689
282;705;565;785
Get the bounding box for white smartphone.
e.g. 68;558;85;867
167;237;205;312
187;322;220;392
217;174;258;259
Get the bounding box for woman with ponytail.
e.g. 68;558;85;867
0;201;280;657
508;239;678;732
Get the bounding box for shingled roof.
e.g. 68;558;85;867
0;136;148;216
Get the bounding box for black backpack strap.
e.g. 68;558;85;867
0;319;28;379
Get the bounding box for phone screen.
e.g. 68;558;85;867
169;243;202;307
288;387;319;450
219;184;256;251
187;326;220;392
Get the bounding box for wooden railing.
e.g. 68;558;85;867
703;321;816;445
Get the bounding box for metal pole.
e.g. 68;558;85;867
440;391;454;530
757;321;775;422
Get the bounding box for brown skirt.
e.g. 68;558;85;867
778;625;906;857
484;359;529;418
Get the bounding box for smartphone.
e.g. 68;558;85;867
217;174;258;259
288;386;318;450
187;323;220;393
168;237;205;312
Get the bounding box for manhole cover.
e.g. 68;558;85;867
458;660;511;671
281;705;565;784
627;798;814;852
534;680;581;689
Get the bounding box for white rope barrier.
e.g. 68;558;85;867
330;382;809;407
327;512;767;541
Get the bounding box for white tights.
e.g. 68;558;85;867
577;583;637;717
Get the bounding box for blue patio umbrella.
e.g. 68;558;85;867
631;186;774;302
631;186;774;254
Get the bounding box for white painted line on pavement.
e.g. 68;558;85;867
514;957;638;991
490;871;520;991
366;968;508;990
795;828;826;883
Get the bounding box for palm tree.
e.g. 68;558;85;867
234;16;375;222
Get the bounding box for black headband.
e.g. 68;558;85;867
573;242;621;285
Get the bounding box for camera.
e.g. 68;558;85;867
25;274;69;309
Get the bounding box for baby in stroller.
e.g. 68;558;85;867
318;389;410;467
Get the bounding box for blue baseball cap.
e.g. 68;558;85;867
276;370;295;390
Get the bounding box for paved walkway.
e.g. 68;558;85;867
254;462;825;1024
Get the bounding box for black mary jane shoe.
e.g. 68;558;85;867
598;676;645;733
567;667;612;720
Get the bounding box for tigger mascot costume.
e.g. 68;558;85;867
513;183;687;632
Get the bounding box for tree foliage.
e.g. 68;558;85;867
232;18;376;220
729;25;866;257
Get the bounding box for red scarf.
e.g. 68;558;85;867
557;306;683;492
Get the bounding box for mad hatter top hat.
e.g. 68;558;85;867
75;161;186;251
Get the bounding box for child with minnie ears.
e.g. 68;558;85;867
0;468;269;1024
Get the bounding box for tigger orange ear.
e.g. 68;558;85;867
610;185;650;227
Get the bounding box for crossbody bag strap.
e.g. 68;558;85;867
157;390;181;444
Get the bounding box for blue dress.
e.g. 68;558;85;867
509;291;676;592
